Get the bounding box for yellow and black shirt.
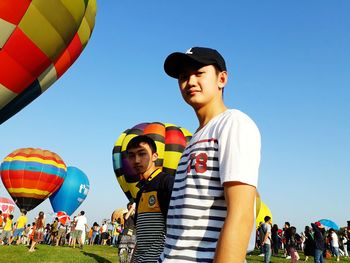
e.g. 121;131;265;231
134;168;174;263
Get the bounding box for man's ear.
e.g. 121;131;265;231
152;152;158;162
218;71;228;89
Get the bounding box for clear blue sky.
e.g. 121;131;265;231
1;0;349;232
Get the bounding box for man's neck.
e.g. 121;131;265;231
195;101;227;131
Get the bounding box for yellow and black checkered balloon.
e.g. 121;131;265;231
112;122;192;200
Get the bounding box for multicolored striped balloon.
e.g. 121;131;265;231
0;196;15;219
0;0;97;124
112;122;192;200
57;211;70;225
0;148;67;211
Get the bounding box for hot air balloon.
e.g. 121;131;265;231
0;0;97;124
111;208;128;225
0;196;15;219
256;200;273;228
0;148;67;211
112;122;192;200
57;211;70;225
49;166;89;216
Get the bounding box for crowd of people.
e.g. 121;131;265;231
256;216;350;263
0;209;119;251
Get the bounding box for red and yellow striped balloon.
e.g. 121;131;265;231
0;0;97;124
0;148;67;211
112;122;192;200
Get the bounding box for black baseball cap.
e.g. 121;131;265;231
164;47;227;79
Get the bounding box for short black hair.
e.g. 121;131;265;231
80;211;85;215
264;216;271;222
126;135;157;153
285;222;290;227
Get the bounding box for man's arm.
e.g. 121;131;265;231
261;225;270;245
214;182;256;263
124;203;135;220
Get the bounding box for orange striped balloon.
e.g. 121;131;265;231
112;122;192;200
0;148;67;211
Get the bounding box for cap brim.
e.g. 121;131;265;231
164;52;205;79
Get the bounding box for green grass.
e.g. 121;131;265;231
247;249;350;262
0;244;120;262
0;245;349;262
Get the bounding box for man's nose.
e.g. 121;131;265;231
187;74;197;86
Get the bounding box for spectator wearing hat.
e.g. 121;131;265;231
311;221;325;263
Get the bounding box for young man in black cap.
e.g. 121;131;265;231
159;47;261;262
126;135;174;263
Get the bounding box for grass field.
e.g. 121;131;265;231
0;245;349;262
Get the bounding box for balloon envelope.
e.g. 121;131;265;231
112;122;192;200
0;148;67;211
57;211;70;225
111;208;128;225
256;201;273;228
0;197;15;219
49;166;89;216
0;0;97;124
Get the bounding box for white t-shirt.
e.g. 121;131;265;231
331;232;339;248
159;109;261;262
261;223;271;245
75;215;87;231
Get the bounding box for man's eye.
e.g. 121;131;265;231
179;74;188;81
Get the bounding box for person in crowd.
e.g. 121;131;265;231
43;223;51;244
160;46;261;262
73;211;88;249
271;224;280;256
22;224;31;245
256;221;264;256
0;211;3;236
126;135;174;263
283;221;292;259
118;202;136;263
0;214;13;245
50;217;59;245
341;231;349;257
90;222;99;245
69;216;77;247
56;222;67;246
261;216;272;263
28;222;36;245
288;226;300;263
100;220;109;245
11;209;27;245
329;228;340;261
111;219;122;247
304;225;315;261
29;211;45;252
311;221;326;263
